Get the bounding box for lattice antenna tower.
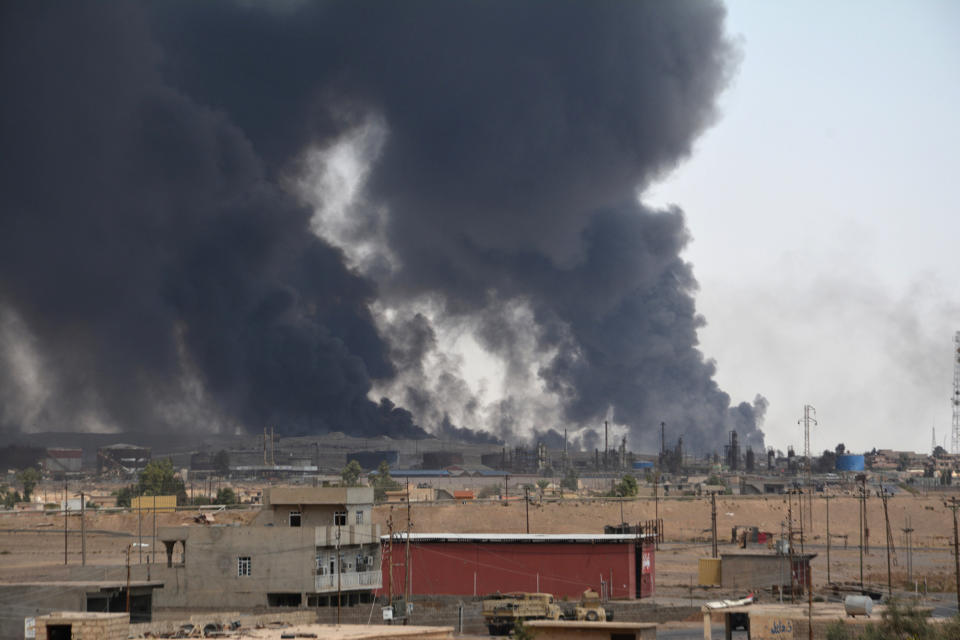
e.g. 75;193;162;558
798;405;817;478
952;331;960;454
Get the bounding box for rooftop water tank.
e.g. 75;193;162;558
836;454;865;472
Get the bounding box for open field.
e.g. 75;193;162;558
0;492;957;593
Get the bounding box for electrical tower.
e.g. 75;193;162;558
799;405;817;474
798;405;817;534
952;332;960;454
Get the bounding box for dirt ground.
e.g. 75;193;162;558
0;493;956;592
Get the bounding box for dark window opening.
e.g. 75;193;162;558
289;511;301;527
267;592;302;607
47;625;72;640
334;511;347;526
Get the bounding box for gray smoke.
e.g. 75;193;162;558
0;1;765;450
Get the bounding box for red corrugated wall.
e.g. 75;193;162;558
379;541;651;599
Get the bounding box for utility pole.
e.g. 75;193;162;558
880;486;896;598
653;474;660;550
901;516;914;586
80;490;86;566
710;493;718;558
138;493;143;565
525;487;530;534
386;511;394;622
404;477;412;625
825;495;832;585
63;476;68;565
125;544;131;614
948;498;960;613
336;525;341;625
152;494;157;568
858;483;864;588
797;488;805;555
788;492;795;603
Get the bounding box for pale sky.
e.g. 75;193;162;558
646;0;960;455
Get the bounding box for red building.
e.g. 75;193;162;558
380;533;654;599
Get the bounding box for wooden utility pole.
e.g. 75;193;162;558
653;474;660;550
880;486;896;598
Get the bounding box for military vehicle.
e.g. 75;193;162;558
481;592;562;635
572;588;610;621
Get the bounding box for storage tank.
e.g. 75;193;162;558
844;595;873;617
836;454;865;471
632;461;654;470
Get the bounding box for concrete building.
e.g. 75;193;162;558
156;487;381;609
380;533;654;599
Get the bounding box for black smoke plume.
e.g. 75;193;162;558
0;1;764;450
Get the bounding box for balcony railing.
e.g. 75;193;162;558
315;570;382;592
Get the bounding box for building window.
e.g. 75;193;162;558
237;556;251;577
289;510;301;527
355;510;364;525
334;511;347;526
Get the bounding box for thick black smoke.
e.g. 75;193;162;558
0;3;422;437
0;1;764;449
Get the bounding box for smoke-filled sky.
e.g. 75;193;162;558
6;0;882;454
648;0;960;455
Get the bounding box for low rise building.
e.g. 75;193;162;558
156;487;381;610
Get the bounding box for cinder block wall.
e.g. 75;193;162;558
35;612;129;640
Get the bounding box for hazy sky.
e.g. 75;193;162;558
646;0;960;455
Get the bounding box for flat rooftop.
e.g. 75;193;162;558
382;532;654;543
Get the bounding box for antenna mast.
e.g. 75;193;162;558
952;332;960;454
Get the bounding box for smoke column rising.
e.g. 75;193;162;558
0;1;764;450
